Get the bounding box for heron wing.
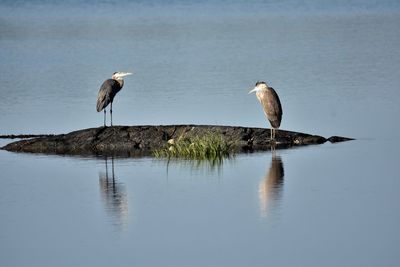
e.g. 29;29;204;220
258;87;283;128
96;79;119;112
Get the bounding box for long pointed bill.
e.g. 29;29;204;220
119;72;133;77
248;87;258;94
114;72;133;79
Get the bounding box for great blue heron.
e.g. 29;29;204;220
96;72;133;126
249;81;283;140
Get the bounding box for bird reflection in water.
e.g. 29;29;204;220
99;157;129;229
258;150;284;218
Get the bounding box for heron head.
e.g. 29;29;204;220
249;81;267;94
112;71;133;80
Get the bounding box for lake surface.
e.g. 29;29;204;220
1;1;400;266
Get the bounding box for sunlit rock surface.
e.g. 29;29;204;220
1;125;353;157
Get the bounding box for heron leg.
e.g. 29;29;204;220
111;157;115;184
271;143;276;153
270;128;273;141
103;109;106;127
110;102;113;127
105;156;108;179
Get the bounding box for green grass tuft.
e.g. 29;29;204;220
153;133;234;160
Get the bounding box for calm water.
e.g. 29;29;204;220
1;1;400;266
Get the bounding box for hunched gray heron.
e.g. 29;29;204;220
96;72;133;126
249;81;283;140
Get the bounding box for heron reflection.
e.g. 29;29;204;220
258;152;284;218
99;157;128;228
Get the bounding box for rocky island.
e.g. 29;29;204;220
1;125;353;157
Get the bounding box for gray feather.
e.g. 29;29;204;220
258;87;283;128
96;79;122;112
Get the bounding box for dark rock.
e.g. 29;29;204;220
0;134;54;139
1;125;353;157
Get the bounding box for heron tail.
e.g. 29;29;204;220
270;120;281;129
96;99;105;112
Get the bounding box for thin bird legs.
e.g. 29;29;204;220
110;102;113;126
104;156;115;182
270;128;277;141
102;103;114;127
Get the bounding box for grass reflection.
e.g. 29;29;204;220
155;153;235;176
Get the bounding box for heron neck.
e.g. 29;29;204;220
114;79;124;88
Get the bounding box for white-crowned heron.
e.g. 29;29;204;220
96;71;133;126
249;81;283;140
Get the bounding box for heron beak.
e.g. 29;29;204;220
120;72;133;77
114;72;133;79
248;87;258;94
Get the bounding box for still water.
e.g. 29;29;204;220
1;1;400;266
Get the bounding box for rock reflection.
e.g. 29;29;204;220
99;157;128;229
258;152;284;218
